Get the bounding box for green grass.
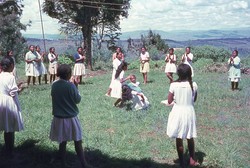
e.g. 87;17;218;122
0;62;250;168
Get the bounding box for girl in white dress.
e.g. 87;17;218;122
228;50;241;90
165;48;177;83
25;45;40;85
48;47;58;83
105;52;123;96
73;47;86;84
167;63;199;167
35;46;48;84
0;56;24;156
139;47;150;84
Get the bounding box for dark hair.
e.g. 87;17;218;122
6;50;13;56
122;84;133;101
49;47;55;52
0;56;14;72
234;49;238;56
169;48;174;52
176;63;193;91
115;62;128;79
56;64;72;80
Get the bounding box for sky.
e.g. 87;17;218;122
20;0;250;35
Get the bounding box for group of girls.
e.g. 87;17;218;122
106;47;150;111
24;45;49;85
0;56;89;168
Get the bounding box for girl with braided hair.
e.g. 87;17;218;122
166;63;199;167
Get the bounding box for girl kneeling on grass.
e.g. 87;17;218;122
0;56;24;157
166;63;199;167
50;64;89;168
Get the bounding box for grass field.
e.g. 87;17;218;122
0;62;250;168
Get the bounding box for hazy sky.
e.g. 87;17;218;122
20;0;250;35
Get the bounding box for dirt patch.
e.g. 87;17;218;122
205;63;228;73
85;70;108;78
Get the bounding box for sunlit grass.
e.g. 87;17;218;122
0;62;249;168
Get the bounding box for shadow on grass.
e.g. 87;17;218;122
0;139;207;168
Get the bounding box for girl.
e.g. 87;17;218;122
139;47;150;84
50;64;88;168
123;74;150;110
165;48;177;83
48;47;58;83
25;45;40;85
167;63;199;167
35;46;48;84
0;56;24;156
73;47;86;85
105;52;123;96
6;50;17;79
228;50;241;90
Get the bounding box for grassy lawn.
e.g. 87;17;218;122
0;62;249;168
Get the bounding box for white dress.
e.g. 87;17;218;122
73;53;86;76
25;51;39;77
228;56;241;82
110;71;124;99
109;58;122;88
167;81;197;139
182;53;194;77
129;82;150;111
165;54;177;73
36;52;47;75
0;72;24;132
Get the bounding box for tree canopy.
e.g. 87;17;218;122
43;0;131;70
0;0;27;61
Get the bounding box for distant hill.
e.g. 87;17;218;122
119;27;250;41
23;27;250;41
24;27;250;56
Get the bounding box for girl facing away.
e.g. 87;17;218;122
0;56;24;157
166;63;199;167
49;64;89;168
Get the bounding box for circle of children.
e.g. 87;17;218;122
0;44;241;167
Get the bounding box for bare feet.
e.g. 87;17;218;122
190;158;200;167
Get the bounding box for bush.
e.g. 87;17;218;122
192;45;230;62
193;58;214;71
58;54;74;65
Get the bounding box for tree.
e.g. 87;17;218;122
0;0;28;62
43;0;130;70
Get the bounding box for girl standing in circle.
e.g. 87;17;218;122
50;64;89;168
35;46;48;84
228;49;241;90
165;48;177;83
73;47;86;85
139;47;150;84
48;47;58;83
166;63;199;167
0;56;24;156
25;45;40;85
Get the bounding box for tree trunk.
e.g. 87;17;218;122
82;25;93;70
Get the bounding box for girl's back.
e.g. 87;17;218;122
170;81;197;106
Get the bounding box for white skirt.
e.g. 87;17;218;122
110;79;122;98
50;116;83;143
131;93;150;111
167;105;197;139
165;63;177;73
73;63;86;76
25;62;40;77
0;94;24;132
38;62;47;75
